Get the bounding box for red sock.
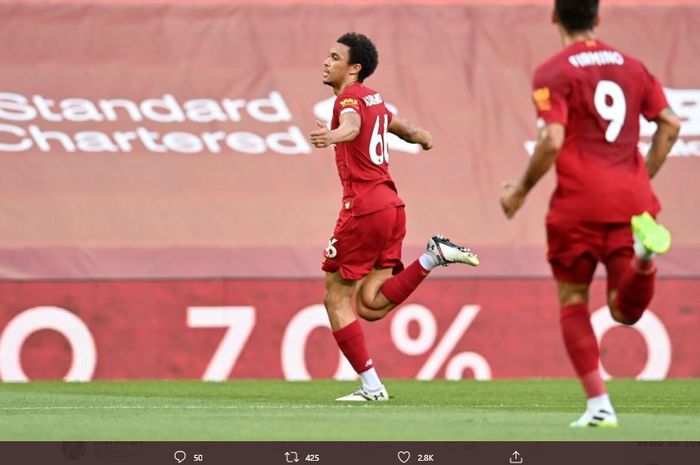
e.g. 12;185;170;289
560;303;606;398
380;259;430;305
333;319;373;374
615;258;655;324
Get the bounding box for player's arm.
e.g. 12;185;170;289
645;108;681;179
388;116;433;150
502;65;567;219
309;112;361;148
500;122;564;219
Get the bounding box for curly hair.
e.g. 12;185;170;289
337;32;378;82
556;0;599;32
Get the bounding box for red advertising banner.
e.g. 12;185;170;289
0;2;698;280
0;279;697;381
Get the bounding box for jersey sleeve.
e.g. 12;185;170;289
334;93;362;118
640;66;669;122
531;63;569;125
386;105;394;125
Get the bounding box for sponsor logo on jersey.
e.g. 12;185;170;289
339;97;359;109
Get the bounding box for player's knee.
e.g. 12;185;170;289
323;291;344;313
610;307;639;326
608;296;640;325
557;283;589;307
357;294;382;311
560;294;587;307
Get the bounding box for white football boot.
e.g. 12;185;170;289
335;385;389;402
569;408;618;428
426;235;480;267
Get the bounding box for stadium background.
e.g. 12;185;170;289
0;0;697;382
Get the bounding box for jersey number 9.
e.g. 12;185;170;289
594;80;627;143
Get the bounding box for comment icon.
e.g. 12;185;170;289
174;450;187;463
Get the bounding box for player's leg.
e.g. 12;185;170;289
322;271;388;401
358;235;480;320
355;206;421;320
358;207;479;320
606;213;671;325
323;270;357;331
321;212;389;401
548;221;617;428
557;275;616;428
605;245;648;325
355;267;394;321
351;206;407;319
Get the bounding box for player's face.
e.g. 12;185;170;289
322;43;352;87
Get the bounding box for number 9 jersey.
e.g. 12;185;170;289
331;82;405;217
531;39;669;223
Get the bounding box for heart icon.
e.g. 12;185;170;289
397;451;411;463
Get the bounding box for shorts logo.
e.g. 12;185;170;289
324;237;338;259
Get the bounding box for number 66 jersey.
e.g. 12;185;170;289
331;82;405;217
531;39;669;223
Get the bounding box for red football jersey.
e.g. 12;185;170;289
331;82;404;216
532;39;669;222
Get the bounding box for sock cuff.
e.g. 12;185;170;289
333;319;362;344
560;303;589;319
632;257;657;275
418;253;437;271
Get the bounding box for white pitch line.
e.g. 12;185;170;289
0;404;334;411
3;403;682;412
0;403;562;411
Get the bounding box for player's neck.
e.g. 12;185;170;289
334;78;359;96
561;30;596;47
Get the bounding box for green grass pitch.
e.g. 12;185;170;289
0;379;697;440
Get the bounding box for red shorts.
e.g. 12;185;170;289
321;206;406;281
546;220;634;288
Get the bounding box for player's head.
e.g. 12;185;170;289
322;32;378;88
337;33;378;82
553;0;600;33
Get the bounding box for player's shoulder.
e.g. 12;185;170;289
533;47;572;85
340;82;379;101
593;40;648;72
337;82;386;110
614;47;649;75
547;40;646;70
534;40;646;83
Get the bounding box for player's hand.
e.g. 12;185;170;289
500;181;526;219
420;130;433;151
309;120;334;148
